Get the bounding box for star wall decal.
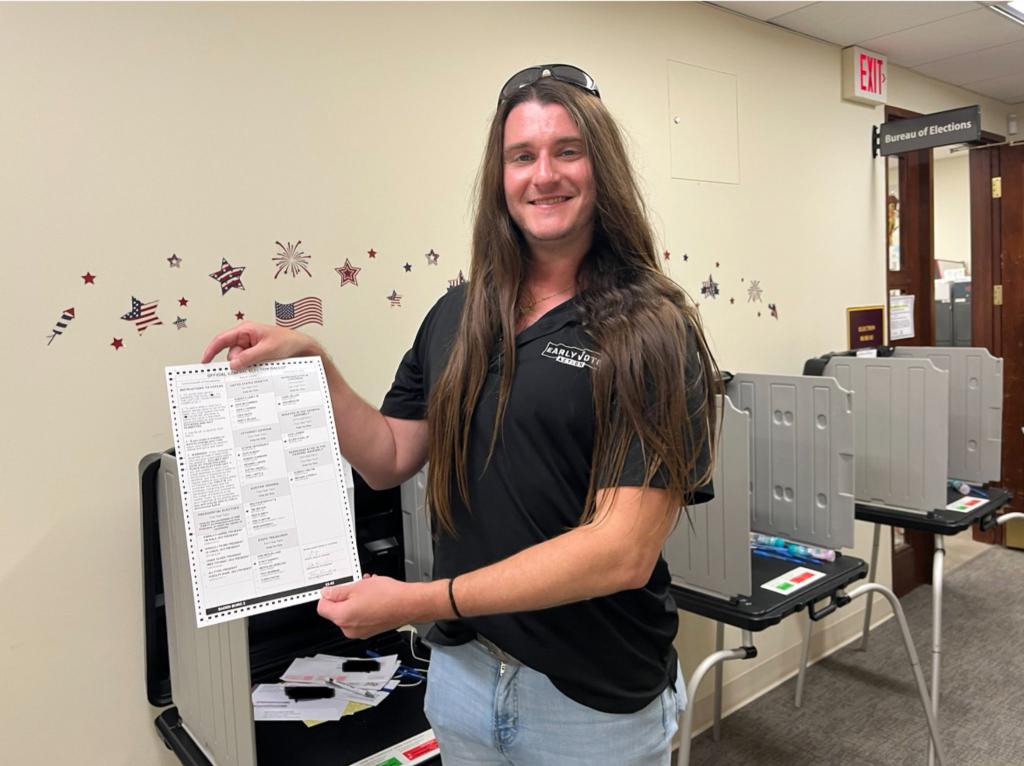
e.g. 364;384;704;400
81;272;96;284
120;297;163;334
174;316;188;330
700;273;720;300
111;337;124;350
335;258;361;286
424;249;440;266
387;290;402;307
663;250;671;260
178;296;189;307
447;270;467;292
768;303;778;319
167;253;182;268
210;258;246;294
368;248;377;259
403;262;412;272
235;311;245;320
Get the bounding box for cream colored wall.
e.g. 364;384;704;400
1;3;1012;764
933;152;972;269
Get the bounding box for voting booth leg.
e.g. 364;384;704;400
860;523;882;650
845;583;948;766
927;536;946;766
794;612;813;708
712;622;724;742
677;633;754;766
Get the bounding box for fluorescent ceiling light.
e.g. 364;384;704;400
990;2;1024;24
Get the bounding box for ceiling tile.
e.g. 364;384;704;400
768;1;980;47
958;70;1024;103
860;8;1024;66
914;38;1024;84
711;2;815;23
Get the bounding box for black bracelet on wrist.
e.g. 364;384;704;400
448;576;464;619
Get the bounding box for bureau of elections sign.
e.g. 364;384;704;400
877;106;981;157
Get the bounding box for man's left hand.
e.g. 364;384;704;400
317;574;418;639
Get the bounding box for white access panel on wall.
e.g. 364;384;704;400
892;347;1002;485
825;357;949;513
668;60;740;184
727;373;855;550
664;395;751;598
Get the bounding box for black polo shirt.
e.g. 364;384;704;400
380;284;712;714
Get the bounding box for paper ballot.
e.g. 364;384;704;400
166;356;361;626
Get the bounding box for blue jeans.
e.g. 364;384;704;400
423;639;686;765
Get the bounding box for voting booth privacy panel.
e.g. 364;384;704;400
797;346;1010;766
141;451;437;766
663;376;950;766
665;375;855;601
815;346;1002;512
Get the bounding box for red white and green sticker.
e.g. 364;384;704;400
349;730;438;766
945;496;987;513
761;566;826;595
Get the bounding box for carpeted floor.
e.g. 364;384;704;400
686;545;1024;766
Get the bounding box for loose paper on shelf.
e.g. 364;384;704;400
166;356;360;626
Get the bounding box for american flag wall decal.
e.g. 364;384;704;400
121;297;163;334
275;296;323;329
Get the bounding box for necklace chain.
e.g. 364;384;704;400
518;286;573;316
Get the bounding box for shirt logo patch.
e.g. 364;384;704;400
541;342;600;369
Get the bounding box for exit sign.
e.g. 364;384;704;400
842;46;887;106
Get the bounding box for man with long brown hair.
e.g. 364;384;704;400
203;64;718;764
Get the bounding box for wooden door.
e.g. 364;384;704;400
998;144;1024;511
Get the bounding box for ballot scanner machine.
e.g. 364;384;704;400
140;451;439;766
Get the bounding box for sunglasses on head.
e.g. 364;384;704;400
498;64;601;105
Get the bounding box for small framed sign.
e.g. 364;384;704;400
847;305;886;349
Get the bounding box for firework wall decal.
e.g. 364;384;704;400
747;280;764;302
47;307;75;345
273;240;312;279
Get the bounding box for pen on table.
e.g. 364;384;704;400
751;546;817;566
949;479;988;499
326;679;377;700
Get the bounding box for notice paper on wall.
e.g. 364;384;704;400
166;356;360;627
889;294;916;340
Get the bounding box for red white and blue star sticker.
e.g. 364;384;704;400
336;258;361;286
210;258;246;294
121;296;163;334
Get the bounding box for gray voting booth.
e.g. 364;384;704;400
664;376;948;766
799;347;1009;766
143;451;437;766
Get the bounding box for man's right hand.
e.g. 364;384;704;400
201;322;321;371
